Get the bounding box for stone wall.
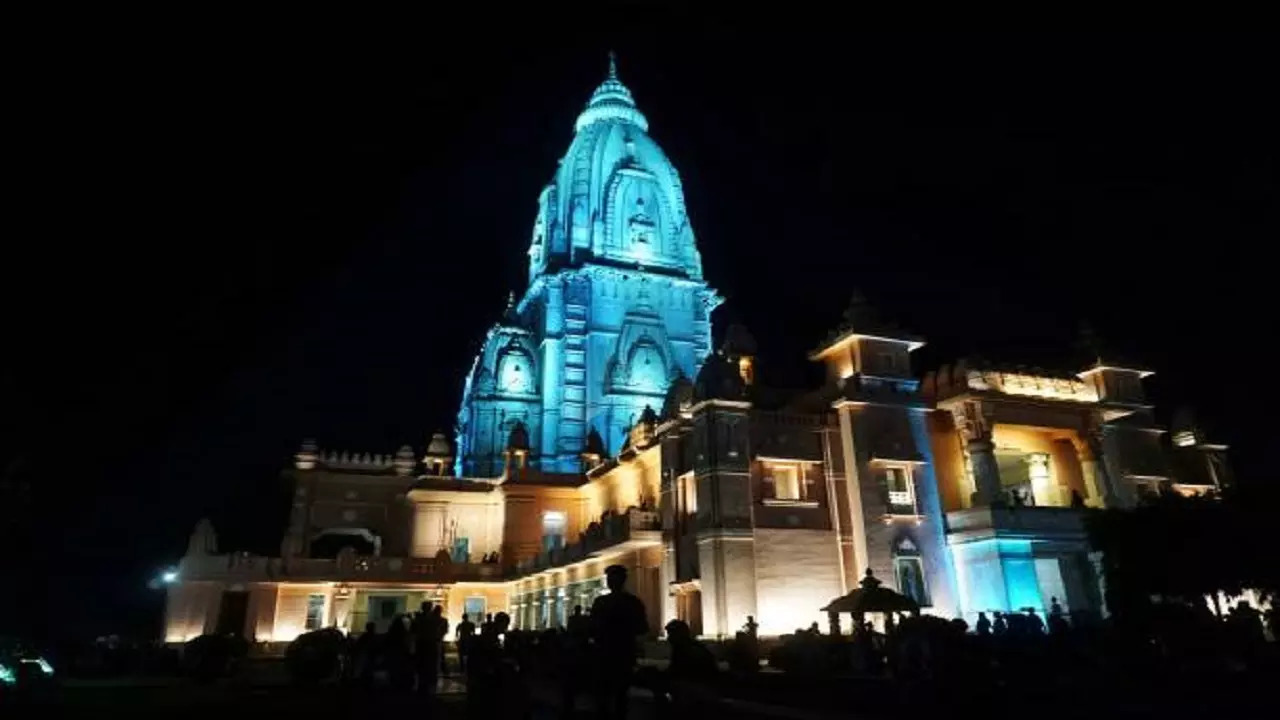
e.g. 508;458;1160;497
753;528;842;636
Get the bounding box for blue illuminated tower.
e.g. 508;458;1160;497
456;55;720;476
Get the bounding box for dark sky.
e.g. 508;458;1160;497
6;29;1277;641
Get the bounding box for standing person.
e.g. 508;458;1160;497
992;611;1008;636
975;612;992;636
412;602;441;695
467;612;520;720
351;622;380;689
562;605;591;715
385;615;413;692
456;612;477;674
590;564;649;720
433;605;450;677
567;604;589;637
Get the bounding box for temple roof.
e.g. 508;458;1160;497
574;51;649;133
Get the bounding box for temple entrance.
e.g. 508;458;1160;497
214;590;249;637
675;589;702;636
361;593;407;633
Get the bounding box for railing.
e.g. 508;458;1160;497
178;553;504;584
515;509;662;577
887;490;913;507
946;506;1087;538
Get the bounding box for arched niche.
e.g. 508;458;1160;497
603;169;678;265
495;338;538;396
624;335;669;393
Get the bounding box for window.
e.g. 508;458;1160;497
305;593;326;631
765;462;803;501
894;556;930;607
464;596;486;620
542;511;567;552
885;467;914;509
451;537;470;563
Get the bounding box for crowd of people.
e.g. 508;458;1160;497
331;563;722;718
323;577;1273;718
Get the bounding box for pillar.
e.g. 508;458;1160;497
1085;415;1122;508
836;407;870;576
951;401;1000;506
967;440;1002;505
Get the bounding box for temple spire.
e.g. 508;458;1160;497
607;50;618;80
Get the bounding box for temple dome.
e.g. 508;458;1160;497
528;53;703;283
574;53;649;133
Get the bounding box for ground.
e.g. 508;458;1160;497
16;676;808;720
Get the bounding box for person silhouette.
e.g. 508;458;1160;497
456;612;477;674
992;611;1008;636
644;619;718;712
385;614;413;691
590;564;649;720
432;604;449;677
975;612;992;636
351;621;379;689
1048;597;1069;635
561;604;592;716
467;612;515;718
567;604;589;637
412;602;441;694
1025;607;1046;635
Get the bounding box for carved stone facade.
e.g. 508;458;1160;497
164;61;1229;647
455;57;719;477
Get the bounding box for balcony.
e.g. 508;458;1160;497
945;505;1087;543
516;509;662;577
177;553;504;585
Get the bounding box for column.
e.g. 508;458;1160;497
836;407;870;577
951;401;1001;506
1084;415;1121;508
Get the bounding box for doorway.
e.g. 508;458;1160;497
215;591;249;637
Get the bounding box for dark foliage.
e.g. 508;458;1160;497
181;634;247;682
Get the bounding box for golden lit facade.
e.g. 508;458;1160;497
164;315;1230;645
163;65;1232;645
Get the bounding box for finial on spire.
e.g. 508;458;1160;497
607;50;618;80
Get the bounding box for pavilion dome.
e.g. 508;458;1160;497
425;433;451;457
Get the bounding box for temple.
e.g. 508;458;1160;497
164;58;1231;646
454;52;719;477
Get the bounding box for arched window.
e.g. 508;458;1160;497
893;535;930;607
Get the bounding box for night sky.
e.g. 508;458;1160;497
6;29;1276;642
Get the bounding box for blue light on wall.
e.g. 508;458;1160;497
455;57;719;476
951;538;1045;621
